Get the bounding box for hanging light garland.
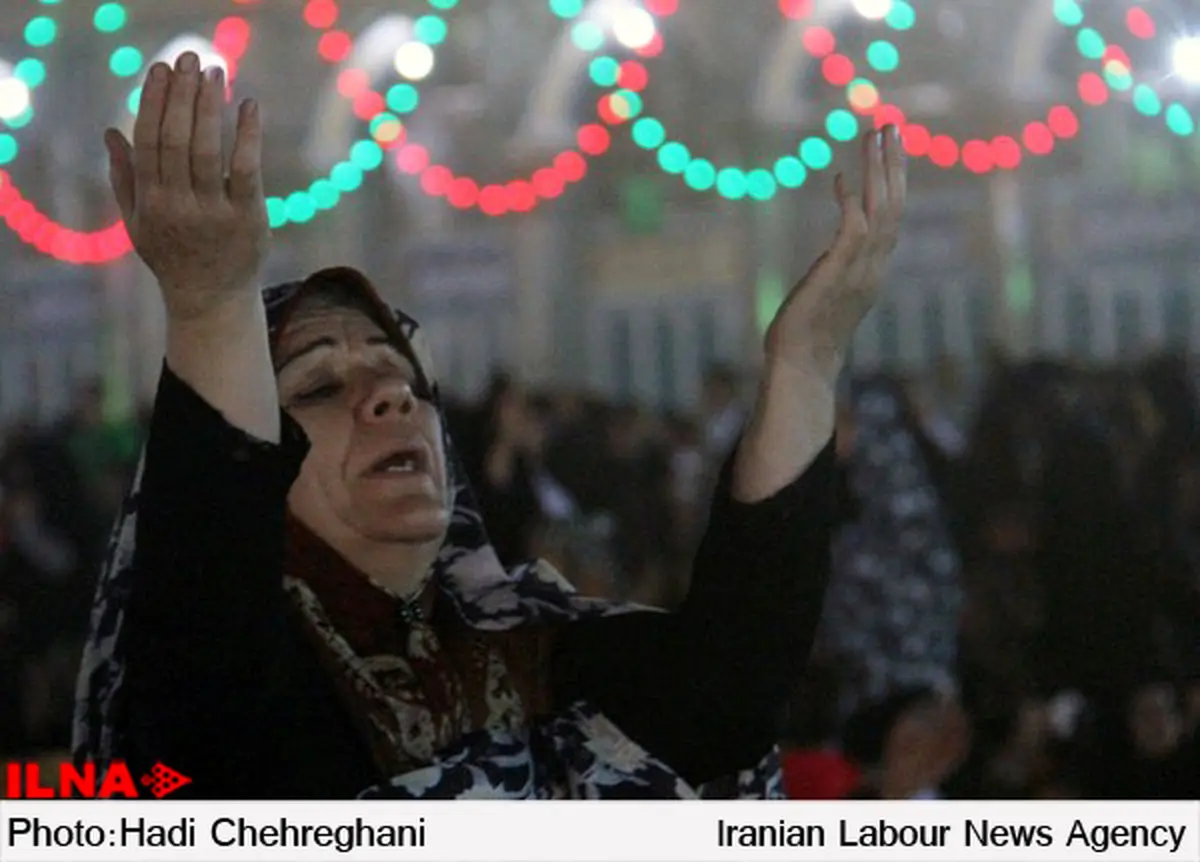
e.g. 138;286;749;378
247;0;449;229
1058;0;1199;140
359;0;617;217
264;0;619;222
590;0;916;200
0;0;153;263
3;0;1189;263
810;0;1083;173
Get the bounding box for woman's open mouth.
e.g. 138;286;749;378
367;445;429;477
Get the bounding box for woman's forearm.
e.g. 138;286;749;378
165;291;280;444
731;360;837;504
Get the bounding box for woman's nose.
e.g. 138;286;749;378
362;380;417;422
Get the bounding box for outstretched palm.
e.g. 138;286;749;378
765;126;907;380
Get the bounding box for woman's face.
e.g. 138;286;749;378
275;306;450;549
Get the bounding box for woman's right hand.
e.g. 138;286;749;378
104;52;269;321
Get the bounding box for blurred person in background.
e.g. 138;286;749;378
814;374;963;722
0;460;83;753
73;54;908;799
839;686;970;800
449;372;575;568
596;404;673;600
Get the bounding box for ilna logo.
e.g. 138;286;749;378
3;761;192;799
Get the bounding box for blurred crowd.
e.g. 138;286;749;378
2;352;1197;800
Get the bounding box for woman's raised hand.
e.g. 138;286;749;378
764;126;906;382
104;52;270;321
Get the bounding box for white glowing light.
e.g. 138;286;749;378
394;41;435;81
852;0;893;21
612;7;656;49
1173;36;1200;83
0;76;30;121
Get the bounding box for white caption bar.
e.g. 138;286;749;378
1;800;1197;861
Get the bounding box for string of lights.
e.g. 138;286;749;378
254;0;441;229
1;0;1195;263
598;0;886;200
1061;1;1199;140
269;0;618;222
816;0;1081;173
0;0;153;264
376;0;617;217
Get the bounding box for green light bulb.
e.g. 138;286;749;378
746;169;776;201
331;162;364;192
799;137;832;170
24;17;57;47
773;156;807;188
550;0;584;18
1165;104;1195;137
309;180;341;210
109;46;143;78
0;134;18;165
350;141;383;171
631;118;665;149
589;57;619;87
571;22;603;52
94;3;127;33
716;168;747;200
1076;28;1105;60
885;0;916;31
826;109;858;142
657;141;690;174
387;83;419;114
684;159;716;190
1132;84;1161;117
866;41;899;73
1052;0;1083;27
286;193;316;224
413;15;447;46
266;198;287;228
13;58;46;88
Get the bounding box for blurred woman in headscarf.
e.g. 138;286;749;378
815;374;963;721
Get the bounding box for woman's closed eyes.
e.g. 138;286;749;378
292;380;344;405
288;366;418;409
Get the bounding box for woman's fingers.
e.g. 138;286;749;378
862;129;885;221
104;128;135;222
883;124;906;219
831;172;869;264
877;125;906;251
131;62;169;193
191;66;226;200
228;98;264;204
159;53;201;192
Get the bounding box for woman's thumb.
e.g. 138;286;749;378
104;128;135;223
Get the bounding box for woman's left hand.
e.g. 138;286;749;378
764;125;906;382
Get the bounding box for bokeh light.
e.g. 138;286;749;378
814;0;1087;173
0;77;32;122
852;0;893;22
1172;37;1200;84
394;41;435;81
